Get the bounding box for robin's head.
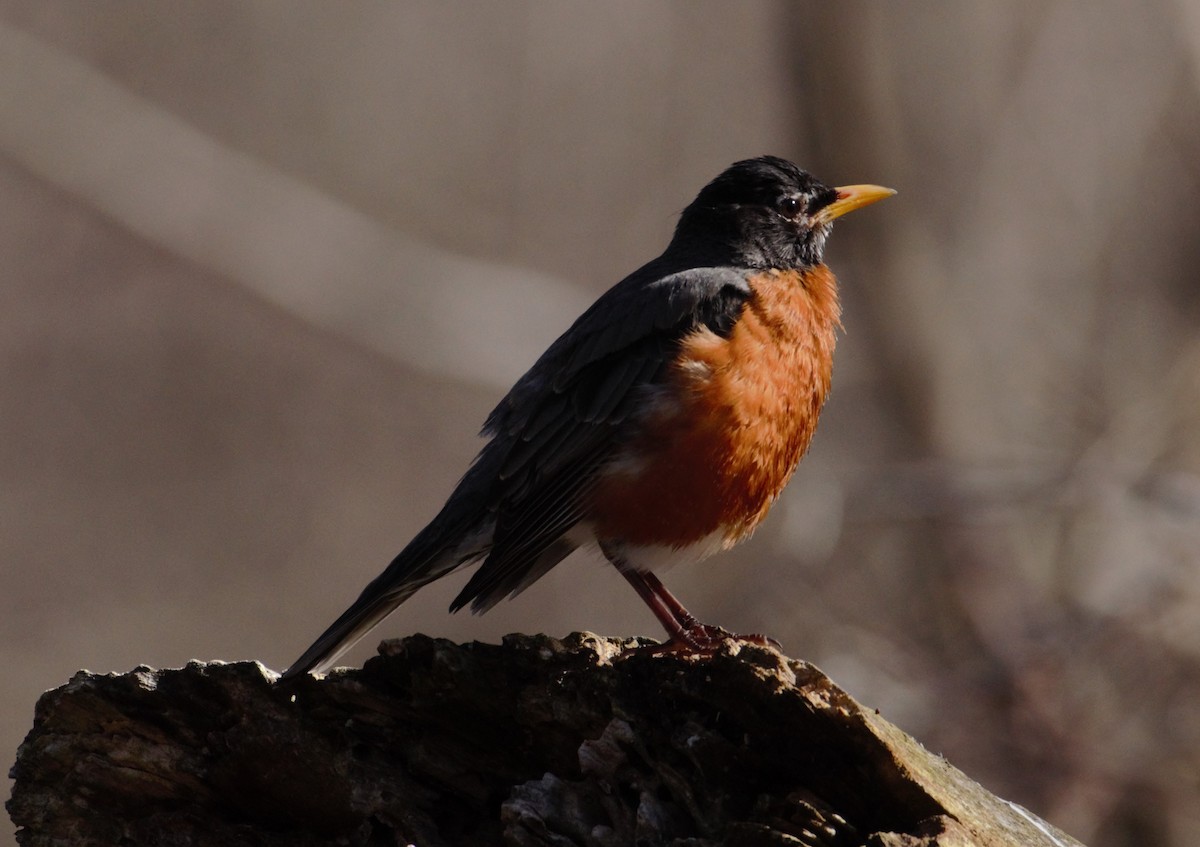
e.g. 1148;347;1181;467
669;156;894;269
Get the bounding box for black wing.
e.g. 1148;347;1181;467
450;262;753;612
281;262;752;680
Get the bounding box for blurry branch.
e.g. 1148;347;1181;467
8;634;1086;847
1174;0;1200;91
843;458;1200;524
846;337;1200;526
0;23;589;390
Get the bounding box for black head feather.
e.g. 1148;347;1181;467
668;156;841;269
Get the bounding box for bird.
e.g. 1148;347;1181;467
280;156;893;681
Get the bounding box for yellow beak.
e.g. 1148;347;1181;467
815;184;897;224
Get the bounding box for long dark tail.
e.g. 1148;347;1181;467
278;583;419;683
279;510;492;683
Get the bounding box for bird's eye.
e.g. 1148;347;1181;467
778;196;802;218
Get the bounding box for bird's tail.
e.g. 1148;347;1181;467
278;587;418;683
279;517;491;684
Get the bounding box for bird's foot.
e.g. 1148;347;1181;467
627;623;782;657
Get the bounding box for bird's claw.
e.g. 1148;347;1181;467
624;624;782;657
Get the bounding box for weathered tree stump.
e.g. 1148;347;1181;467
8;633;1084;846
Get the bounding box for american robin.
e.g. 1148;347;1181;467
281;156;893;681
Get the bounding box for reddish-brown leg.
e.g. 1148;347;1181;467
617;567;781;654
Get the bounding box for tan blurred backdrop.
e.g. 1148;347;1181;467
3;3;1199;845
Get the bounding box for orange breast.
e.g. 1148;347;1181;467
588;266;841;550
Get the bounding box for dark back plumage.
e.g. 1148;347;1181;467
280;156;886;681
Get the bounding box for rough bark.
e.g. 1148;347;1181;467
8;634;1084;847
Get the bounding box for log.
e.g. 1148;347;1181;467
8;633;1085;846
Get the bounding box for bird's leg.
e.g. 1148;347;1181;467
613;562;781;654
616;566;695;645
636;572;703;630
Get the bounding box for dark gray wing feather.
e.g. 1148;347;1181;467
282;262;751;679
451;264;752;613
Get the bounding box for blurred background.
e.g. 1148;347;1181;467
3;2;1199;844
